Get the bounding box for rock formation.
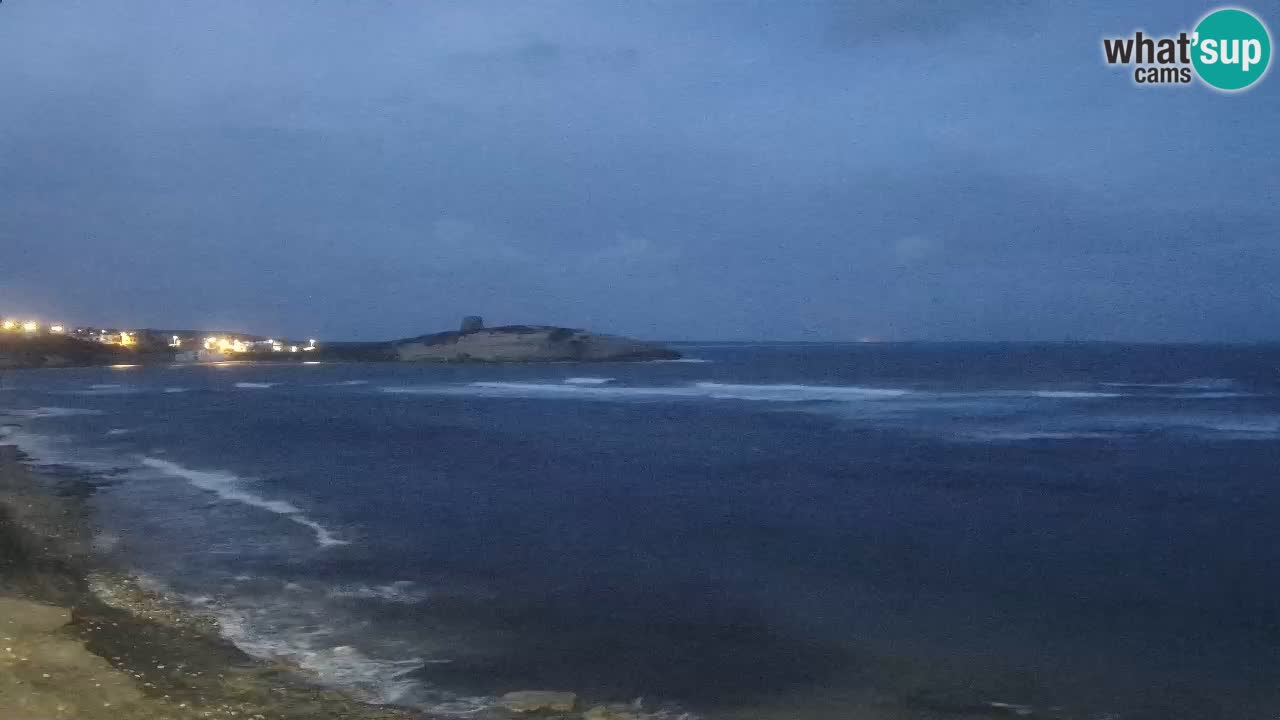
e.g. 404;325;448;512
394;324;680;363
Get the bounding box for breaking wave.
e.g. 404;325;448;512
966;431;1122;442
382;380;910;403
1;406;104;418
234;382;279;389
1144;416;1280;438
1030;390;1124;399
179;578;499;715
326;581;433;604
694;382;909;400
69;385;141;396
140;457;348;548
194;599;430;706
1102;378;1239;390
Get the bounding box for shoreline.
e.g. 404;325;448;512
0;436;423;720
1;423;677;720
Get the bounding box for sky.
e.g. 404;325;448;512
0;1;1277;342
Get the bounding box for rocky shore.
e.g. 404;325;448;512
0;439;419;720
0;429;693;720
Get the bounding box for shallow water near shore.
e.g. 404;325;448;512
5;342;1280;718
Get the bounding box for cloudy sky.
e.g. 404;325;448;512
1;1;1276;341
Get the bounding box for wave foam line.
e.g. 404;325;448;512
693;382;909;400
2;406;104;418
1102;378;1238;390
234;382;279;389
204;606;426;706
966;431;1121;442
140;457;348;548
382;381;911;403
1031;390;1123;399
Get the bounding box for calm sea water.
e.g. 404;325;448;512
4;343;1280;719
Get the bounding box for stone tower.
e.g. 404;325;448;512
460;316;484;333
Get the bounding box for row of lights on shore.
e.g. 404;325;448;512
4;320;317;354
202;336;317;354
1;319;65;334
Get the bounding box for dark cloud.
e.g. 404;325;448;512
0;0;1276;341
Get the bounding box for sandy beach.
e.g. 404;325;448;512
0;432;420;720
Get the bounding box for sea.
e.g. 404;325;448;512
3;342;1280;720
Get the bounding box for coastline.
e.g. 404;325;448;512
0;434;421;720
0;323;680;370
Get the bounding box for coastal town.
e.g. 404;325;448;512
0;314;318;362
0;313;679;369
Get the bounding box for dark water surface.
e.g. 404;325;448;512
4;343;1280;719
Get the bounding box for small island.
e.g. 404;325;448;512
0;315;679;369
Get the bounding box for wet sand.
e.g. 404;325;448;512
0;437;419;720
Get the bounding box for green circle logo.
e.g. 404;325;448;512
1193;8;1271;91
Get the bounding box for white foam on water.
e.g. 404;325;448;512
0;427;122;471
184;588;500;714
326;581;433;604
139;457;348;548
105;428;133;436
2;406;104;418
91;384;122;390
382;381;910;403
693;382;909;401
1155;416;1280;437
68;386;141;396
1102;378;1239;390
289;516;352;549
328;380;370;386
965;431;1121;442
382;382;692;400
163;387;191;394
1030;390;1123;399
234;382;279;389
564;377;614;385
202;604;428;706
